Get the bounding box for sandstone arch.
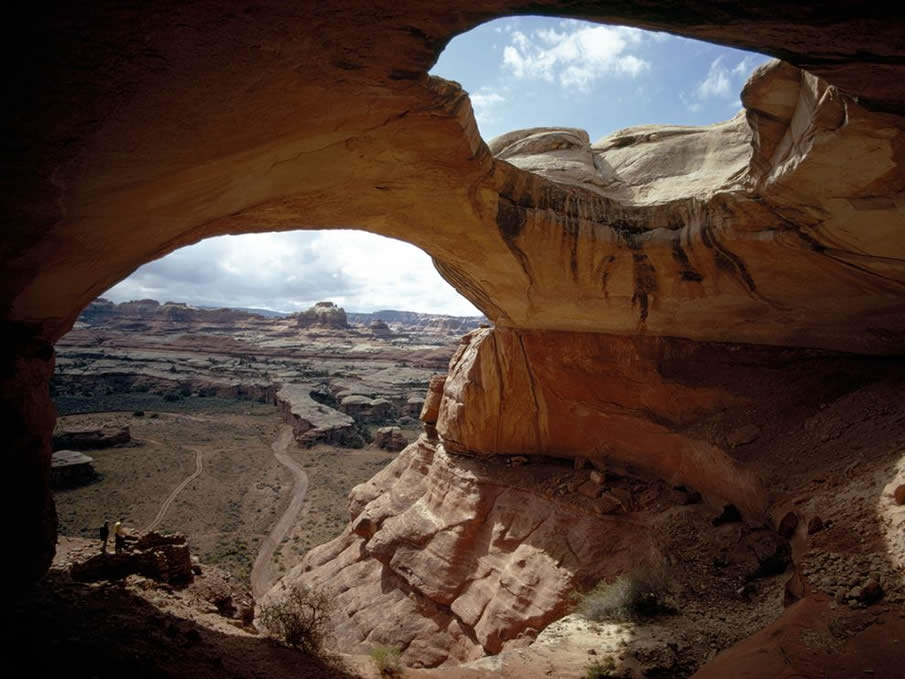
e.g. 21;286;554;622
4;0;905;588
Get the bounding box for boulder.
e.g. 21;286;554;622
53;426;131;451
374;426;407;452
894;484;905;505
420;375;446;425
726;424;761;448
71;532;193;585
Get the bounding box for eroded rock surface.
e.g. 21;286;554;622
275;384;365;448
265;437;666;666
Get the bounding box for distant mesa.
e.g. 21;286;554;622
296;301;349;330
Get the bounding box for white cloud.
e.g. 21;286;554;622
469;88;506;124
684;54;763;112
696;57;731;98
500;23;650;92
733;55;756;77
104;231;483;316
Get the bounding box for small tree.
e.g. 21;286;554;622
258;585;334;654
576;565;675;623
370;645;403;676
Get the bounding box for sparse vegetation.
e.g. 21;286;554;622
576;565;675;622
370;644;403;676
585;656;623;678
257;585;335;654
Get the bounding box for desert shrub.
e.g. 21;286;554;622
370;645;402;676
585;657;622;678
257;585;334;654
577;566;675;623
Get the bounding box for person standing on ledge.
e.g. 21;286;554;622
99;520;110;554
113;519;126;554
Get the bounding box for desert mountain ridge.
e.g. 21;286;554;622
79;297;488;331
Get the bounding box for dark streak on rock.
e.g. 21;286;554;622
671;238;704;283
705;224;758;294
388;69;421;81
631;253;658;323
599;255;617;300
496;197;535;287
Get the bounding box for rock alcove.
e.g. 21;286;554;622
4;2;905;676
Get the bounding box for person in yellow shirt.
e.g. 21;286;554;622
113;519;126;554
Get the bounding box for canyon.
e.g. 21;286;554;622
4;2;905;677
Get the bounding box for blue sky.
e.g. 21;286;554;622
431;17;769;142
104;18;769;317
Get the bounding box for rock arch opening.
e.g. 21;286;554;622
430;16;770;143
50;229;487;595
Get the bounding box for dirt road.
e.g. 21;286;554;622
142;447;204;533
251;426;308;599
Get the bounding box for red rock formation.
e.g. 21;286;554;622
3;6;905;676
438;328;768;520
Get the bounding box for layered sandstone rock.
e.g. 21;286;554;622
439;328;769;519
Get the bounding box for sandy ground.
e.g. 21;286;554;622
54;399;411;588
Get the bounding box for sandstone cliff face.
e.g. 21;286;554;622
269;327;894;668
438;328;767;520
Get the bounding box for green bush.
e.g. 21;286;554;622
577;566;675;623
585;657;620;678
257;585;334;654
370;645;402;676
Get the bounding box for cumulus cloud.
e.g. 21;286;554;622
684;54;763;112
104;231;483;316
501;22;650;92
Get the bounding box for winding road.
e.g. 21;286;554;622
251;425;309;599
142;446;204;534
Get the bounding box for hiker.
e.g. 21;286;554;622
99;520;110;554
113;519;126;554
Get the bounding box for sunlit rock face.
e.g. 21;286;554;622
438;328;768;520
295;302;349;330
264;437;661;667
